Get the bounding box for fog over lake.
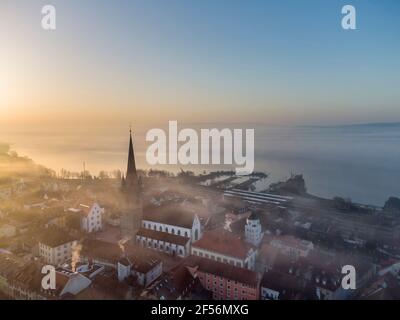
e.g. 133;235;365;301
1;123;399;207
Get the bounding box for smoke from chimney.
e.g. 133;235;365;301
71;243;82;273
118;236;131;256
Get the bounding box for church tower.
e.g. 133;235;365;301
245;211;262;247
120;129;143;240
125;129;138;190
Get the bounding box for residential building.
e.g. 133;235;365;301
43;268;92;298
38;228;77;266
260;270;311;300
145;264;203;300
0;254;45;300
79;203;104;233
81;239;163;287
184;255;260;300
117;256;162;287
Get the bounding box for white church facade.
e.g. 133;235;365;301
136;205;202;257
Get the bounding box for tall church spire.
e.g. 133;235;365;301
120;126;143;241
126;128;138;186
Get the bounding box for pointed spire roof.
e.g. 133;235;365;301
126;128;137;182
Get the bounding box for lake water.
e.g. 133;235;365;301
1;123;399;207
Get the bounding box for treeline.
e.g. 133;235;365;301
56;168;268;181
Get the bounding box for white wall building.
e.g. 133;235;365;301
39;229;77;266
79;203;104;233
117;257;162;287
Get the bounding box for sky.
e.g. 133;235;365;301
1;0;400;129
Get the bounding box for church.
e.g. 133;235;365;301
119;129;202;255
120;129;143;240
137;204;202;257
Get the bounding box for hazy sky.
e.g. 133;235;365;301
1;0;400;128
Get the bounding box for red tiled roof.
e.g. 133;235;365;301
192;229;255;259
184;255;259;287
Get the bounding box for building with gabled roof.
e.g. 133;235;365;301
80;239;163;287
136;204;202;257
183;255;260;300
38;227;78;266
79;202;104;233
191;229;257;270
0;254;45;300
144;262;211;300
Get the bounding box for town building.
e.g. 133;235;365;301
136;205;202;257
260;270;310;300
266;249;376;300
144;262;211;300
191;229;257;270
184;255;260;300
78;203;104;233
0;254;45;300
42;268;92;298
74;272;132;300
117;256;162;287
38;228;77;266
81;239;162;287
245;212;263;246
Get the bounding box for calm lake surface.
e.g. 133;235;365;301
1;123;399;207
